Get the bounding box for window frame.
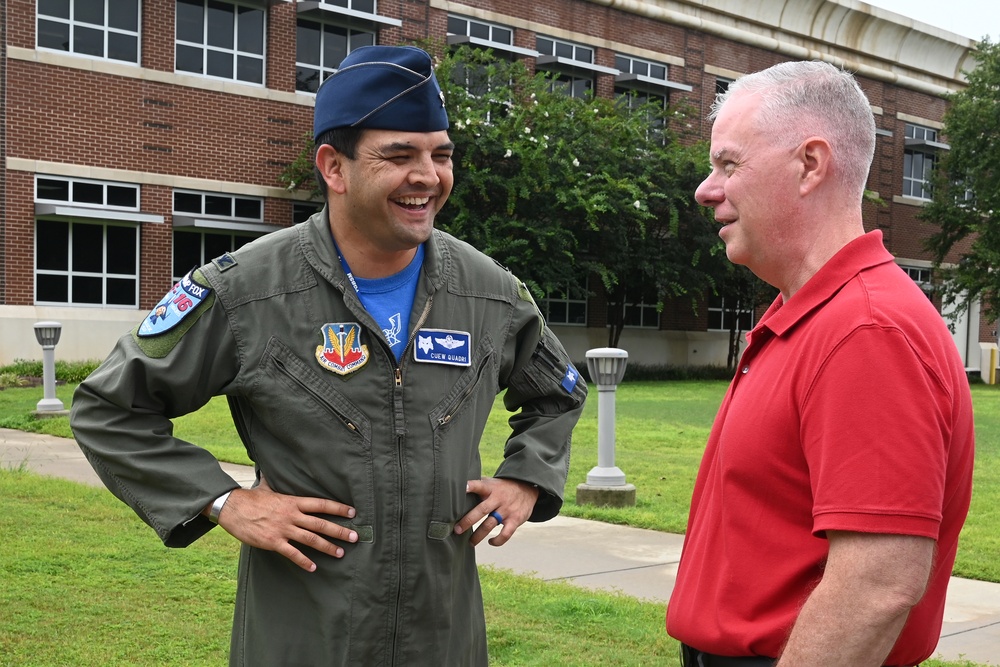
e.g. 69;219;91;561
172;228;259;283
175;0;267;85
707;294;754;333
902;123;943;201
295;16;375;94
540;282;589;326
34;218;140;308
36;0;141;64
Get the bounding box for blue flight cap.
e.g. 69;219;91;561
313;45;449;138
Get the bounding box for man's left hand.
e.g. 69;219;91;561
454;477;540;547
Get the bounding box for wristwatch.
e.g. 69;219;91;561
208;490;233;524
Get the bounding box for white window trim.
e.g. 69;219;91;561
36;0;142;65
296;1;402;27
447;35;538;58
175;0;268;86
172;215;282;234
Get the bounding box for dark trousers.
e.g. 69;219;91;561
680;644;775;667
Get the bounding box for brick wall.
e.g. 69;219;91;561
2;0;976;345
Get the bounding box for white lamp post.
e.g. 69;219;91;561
577;347;636;507
33;321;65;413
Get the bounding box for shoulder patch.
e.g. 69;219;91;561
213;253;238;272
137;269;212;337
132;269;215;358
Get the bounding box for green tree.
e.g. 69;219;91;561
433;46;719;347
923;38;1000;323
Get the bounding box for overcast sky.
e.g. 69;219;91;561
863;0;998;41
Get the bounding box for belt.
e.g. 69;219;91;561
680;644;774;667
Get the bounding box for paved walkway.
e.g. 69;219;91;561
3;427;998;665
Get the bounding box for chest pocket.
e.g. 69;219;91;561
425;335;497;534
250;336;375;522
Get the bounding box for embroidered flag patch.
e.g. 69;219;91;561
413;329;472;367
561;364;579;394
137;269;212;337
315;323;370;375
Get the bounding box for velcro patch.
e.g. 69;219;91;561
414;329;472;366
213;253;238;272
561;364;580;394
137;269;212;337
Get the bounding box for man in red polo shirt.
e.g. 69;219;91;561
666;60;975;667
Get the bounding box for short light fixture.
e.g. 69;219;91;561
33;321;65;413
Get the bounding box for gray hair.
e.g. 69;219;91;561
712;61;876;202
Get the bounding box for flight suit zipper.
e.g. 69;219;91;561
389;295;434;664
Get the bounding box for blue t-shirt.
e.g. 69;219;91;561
347;245;424;362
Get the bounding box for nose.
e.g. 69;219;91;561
695;170;723;208
408;153;441;187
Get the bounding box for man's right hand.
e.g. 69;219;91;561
209;476;358;572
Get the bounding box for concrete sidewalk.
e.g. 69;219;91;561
3;427;998;665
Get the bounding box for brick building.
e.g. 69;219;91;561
0;0;988;370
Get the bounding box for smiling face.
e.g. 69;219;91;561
319;128;455;276
695;91;802;287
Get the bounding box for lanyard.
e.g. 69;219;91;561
329;231;361;295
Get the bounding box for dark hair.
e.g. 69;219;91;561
313;126;366;201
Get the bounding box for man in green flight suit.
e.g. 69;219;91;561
71;45;587;667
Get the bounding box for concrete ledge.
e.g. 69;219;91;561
576;482;637;507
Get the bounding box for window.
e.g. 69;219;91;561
35;220;139;306
317;0;376;11
903;124;938;200
616;54;667;83
171;190;266;281
614;56;668;122
715;77;734;96
615;56;668;137
293;203;322;224
173;190;263;220
541;283;588;326
447;14;522;95
36;176;139;210
176;0;265;84
623;299;659;328
37;0;140;63
901;265;934;301
34;176;143;307
173;230;257;282
707;295;753;332
296;19;374;93
536;36;595;99
448;15;513;47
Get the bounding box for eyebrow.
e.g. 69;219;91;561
380;141;456;153
711;148;735;162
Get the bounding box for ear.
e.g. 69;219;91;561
315;143;348;195
797;136;831;196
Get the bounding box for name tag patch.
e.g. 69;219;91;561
414;329;472;367
138;270;212;337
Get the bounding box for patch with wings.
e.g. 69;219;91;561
315;322;370;375
413;329;472;367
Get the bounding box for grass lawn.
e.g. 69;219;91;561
0;471;680;667
0;470;982;667
3;379;997;581
0;379;996;665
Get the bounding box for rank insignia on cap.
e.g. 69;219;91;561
414;329;472;367
137;269;212;337
316;322;370;375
